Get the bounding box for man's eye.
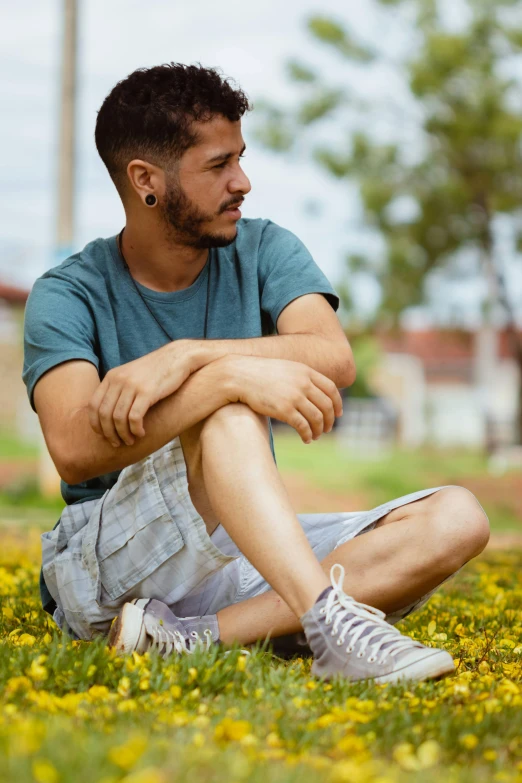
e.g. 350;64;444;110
214;155;246;170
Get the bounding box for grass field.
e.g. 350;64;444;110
1;433;522;782
274;430;522;533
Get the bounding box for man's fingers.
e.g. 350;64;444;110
296;398;325;440
127;394;150;438
307;385;336;433
309;370;343;417
112;388;137;446
88;384;107;435
287;410;313;444
98;388;122;447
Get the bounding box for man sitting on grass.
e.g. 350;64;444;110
23;63;490;683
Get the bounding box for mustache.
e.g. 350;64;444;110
220;198;244;213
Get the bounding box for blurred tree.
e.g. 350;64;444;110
348;334;383;398
255;0;522;442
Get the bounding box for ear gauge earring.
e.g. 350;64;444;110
145;194;157;207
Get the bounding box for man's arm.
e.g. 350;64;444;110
88;293;354;448
35;352;342;485
185;294;355;388
34;358;237;485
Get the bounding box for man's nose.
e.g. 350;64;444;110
229;168;251;195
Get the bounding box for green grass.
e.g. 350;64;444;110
1;537;521;783
0;431;521;782
0;479;64;530
0;430;38;461
274;431;487;499
0;430;62;526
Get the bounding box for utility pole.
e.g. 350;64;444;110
39;0;78;497
56;0;78;251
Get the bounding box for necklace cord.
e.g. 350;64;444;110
116;228;210;342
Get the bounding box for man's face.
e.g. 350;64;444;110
161;115;251;249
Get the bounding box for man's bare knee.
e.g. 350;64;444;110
425;486;490;573
180;404;267;468
200;402;268;441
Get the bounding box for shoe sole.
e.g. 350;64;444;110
373;651;455;684
312;650;455;684
107;602;145;654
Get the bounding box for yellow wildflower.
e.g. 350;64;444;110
459;734;479;750
335;735;367;756
121;768;165;783
32;759;59;783
117;699;138;713
107;734;147;770
192;732;205;747
18;633;36;646
28;659;48;682
214;718;252;742
87;685;110;701
266;731;284;748
417;740;441;768
5;675;32;696
117;676;131;698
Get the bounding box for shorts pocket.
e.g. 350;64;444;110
96;457;185;600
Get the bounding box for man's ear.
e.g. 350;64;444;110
126;159;166;204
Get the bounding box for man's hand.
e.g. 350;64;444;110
88;341;195;447
224;355;343;444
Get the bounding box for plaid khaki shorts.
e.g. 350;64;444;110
41;437;450;640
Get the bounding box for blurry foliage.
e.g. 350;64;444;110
254;0;522;436
0;476;63;513
346;334;383;398
0;431;37;460
254;0;522;322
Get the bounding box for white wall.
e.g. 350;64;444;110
426;386;485;448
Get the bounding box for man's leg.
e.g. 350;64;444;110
180;403;331;620
180;403;490;646
215;487;490;645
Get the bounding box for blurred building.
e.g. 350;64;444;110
0;281;36;439
369;328;520;449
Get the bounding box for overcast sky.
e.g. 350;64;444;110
0;0;369;299
2;0;521;325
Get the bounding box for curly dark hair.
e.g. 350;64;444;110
95;62;251;194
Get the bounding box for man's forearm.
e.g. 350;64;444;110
184;334;355;388
64;359;235;485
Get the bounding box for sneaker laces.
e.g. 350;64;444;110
321;564;425;665
148;625;214;656
147;623;252;658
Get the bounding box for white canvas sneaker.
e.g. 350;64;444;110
108;598;220;656
301;564;455;684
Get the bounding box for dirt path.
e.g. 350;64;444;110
281;472;369;514
281;472;522;550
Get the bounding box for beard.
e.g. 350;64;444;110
161;178;238;249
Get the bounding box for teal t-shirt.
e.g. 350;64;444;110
23;218;339;505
